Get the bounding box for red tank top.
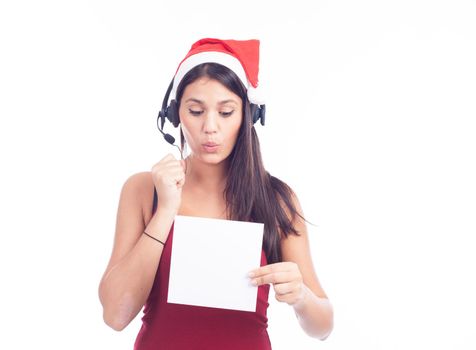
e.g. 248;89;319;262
134;191;272;349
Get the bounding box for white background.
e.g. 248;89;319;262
1;0;475;349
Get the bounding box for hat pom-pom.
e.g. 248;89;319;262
247;85;266;105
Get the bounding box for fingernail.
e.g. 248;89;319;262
251;279;258;286
248;271;255;277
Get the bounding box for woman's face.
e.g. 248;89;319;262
179;77;243;164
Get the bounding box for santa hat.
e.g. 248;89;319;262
169;38;265;105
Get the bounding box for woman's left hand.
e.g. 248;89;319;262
249;262;306;306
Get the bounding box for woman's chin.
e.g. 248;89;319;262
202;154;225;164
193;152;230;165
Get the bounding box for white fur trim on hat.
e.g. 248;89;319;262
247;86;265;105
169;51;259;103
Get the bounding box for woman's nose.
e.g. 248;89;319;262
203;112;218;134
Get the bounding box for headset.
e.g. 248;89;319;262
156;79;266;147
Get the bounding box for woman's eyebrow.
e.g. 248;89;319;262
184;98;204;104
184;98;238;105
218;99;238;105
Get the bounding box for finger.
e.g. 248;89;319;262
275;291;298;304
171;172;186;187
273;281;300;295
159;170;185;187
156;153;177;165
159;157;182;168
157;164;183;176
252;271;294;286
177;178;186;189
250;262;294;278
175;171;186;187
177;177;186;188
152;154;178;168
154;161;186;176
163;153;177;161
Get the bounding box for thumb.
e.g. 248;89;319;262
180;159;187;172
177;177;185;189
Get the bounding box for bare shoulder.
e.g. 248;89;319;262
101;171;155;274
121;171;155;223
123;171;154;190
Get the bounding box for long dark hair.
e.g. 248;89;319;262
176;63;302;264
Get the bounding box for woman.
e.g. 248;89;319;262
99;38;333;349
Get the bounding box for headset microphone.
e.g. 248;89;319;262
156;113;176;145
162;133;176;145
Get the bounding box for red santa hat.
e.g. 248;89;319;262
169;38;265;105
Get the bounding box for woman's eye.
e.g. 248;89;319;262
189;109;203;116
220;110;234;117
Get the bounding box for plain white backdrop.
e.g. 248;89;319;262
1;0;475;349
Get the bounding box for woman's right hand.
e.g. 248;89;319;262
151;154;186;215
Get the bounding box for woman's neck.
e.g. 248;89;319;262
185;156;229;193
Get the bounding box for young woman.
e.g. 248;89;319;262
99;38;333;349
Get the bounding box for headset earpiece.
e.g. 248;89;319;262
251;104;266;126
258;104;265;125
156;80;180;146
166;99;180;127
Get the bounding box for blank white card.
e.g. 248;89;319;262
167;215;264;312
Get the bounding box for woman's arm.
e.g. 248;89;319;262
250;193;334;339
98;172;175;331
250;258;333;339
280;194;334;339
291;283;334;340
